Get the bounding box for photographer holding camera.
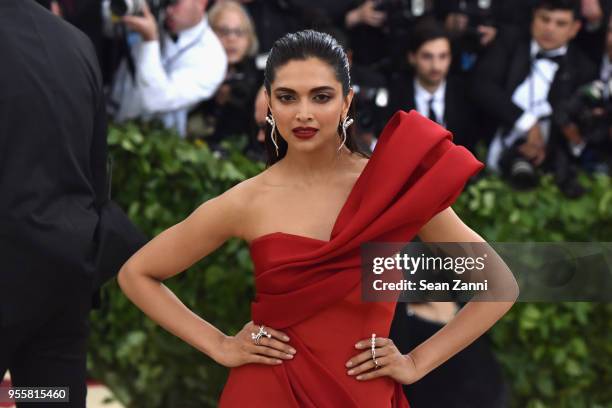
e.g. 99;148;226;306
109;0;227;137
557;14;612;174
472;0;598;197
345;0;437;75
1;1;147;405
437;0;501;74
187;0;263;156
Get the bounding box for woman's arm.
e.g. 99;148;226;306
117;183;247;362
409;207;519;380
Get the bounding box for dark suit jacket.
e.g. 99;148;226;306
387;72;479;153
0;0;146;327
471;28;598;135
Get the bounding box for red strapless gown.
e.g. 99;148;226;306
218;110;485;407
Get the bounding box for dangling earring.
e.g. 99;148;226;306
338;116;354;152
266;114;279;156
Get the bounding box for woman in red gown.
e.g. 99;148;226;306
117;30;518;407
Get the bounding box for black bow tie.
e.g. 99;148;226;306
534;51;565;64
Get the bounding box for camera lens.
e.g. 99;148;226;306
110;0;129;16
510;159;538;189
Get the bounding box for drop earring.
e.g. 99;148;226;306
338;116;354;152
266;114;279;156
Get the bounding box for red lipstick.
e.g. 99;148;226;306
292;127;318;139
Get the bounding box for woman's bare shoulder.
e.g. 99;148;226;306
224;166;277;202
214;167;277;238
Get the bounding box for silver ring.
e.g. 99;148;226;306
371;333;382;369
371;333;377;362
251;324;272;345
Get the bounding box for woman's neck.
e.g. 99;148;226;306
279;144;349;185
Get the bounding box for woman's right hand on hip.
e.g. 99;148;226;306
214;321;296;368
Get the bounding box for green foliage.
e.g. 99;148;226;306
89;122;261;407
456;172;612;242
89;123;612;407
454;173;612;408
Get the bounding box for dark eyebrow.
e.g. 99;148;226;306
310;86;336;93
274;86;336;94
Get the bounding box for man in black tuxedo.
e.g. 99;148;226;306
387;22;479;154
0;1;146;406
471;0;598;197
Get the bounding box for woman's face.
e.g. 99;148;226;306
214;10;250;64
266;57;353;154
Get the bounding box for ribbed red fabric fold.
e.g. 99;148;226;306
251;110;484;328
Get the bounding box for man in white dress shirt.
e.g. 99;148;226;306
110;0;227;137
472;0;597;197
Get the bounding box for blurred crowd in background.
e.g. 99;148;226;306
36;0;612;198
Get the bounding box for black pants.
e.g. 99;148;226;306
0;293;91;408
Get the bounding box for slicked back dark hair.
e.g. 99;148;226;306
262;30;369;166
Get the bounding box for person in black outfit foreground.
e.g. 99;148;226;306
0;1;146;406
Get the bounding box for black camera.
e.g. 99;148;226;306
109;0;176;17
353;83;389;133
498;137;540;190
221;69;261;109
443;0;496;49
564;79;612;146
374;0;434;39
443;0;495;26
352;64;390;127
101;0;177;39
374;0;431;17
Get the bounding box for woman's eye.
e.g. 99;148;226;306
314;94;331;102
277;94;295;102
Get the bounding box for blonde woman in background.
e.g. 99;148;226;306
209;0;259;65
188;0;264;158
